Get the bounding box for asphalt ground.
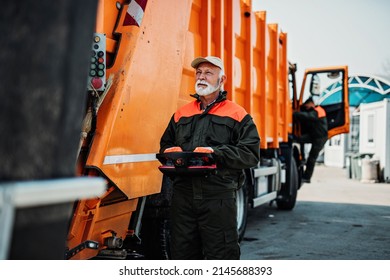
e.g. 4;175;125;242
240;164;390;260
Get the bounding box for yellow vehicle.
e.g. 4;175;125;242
0;0;349;259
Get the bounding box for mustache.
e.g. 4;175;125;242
196;80;211;87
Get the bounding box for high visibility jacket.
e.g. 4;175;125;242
160;91;260;199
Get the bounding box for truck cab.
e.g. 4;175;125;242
295;66;350;138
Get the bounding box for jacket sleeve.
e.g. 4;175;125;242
293;109;318;122
159;115;177;153
213;114;260;170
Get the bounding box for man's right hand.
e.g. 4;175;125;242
193;147;214;153
164;146;183;153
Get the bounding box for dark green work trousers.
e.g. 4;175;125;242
300;135;328;180
170;191;240;260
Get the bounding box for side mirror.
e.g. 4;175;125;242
310;74;321;96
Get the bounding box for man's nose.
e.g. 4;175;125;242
197;72;206;80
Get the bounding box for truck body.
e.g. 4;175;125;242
0;0;350;259
66;0;350;260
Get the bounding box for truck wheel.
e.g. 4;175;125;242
236;184;248;242
140;217;171;259
277;157;298;210
139;175;172;259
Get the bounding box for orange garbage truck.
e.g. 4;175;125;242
0;0;350;259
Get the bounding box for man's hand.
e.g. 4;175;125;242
193;147;214;153
164;146;183;153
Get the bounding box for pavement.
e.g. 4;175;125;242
240;163;390;260
298;164;390;207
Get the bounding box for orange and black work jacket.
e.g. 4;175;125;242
160;91;260;199
293;105;328;139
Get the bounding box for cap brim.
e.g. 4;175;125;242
191;57;210;69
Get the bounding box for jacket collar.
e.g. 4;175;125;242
190;90;227;102
190;91;227;112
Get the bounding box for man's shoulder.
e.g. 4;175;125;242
211;100;249;122
174;100;200;122
314;106;326;118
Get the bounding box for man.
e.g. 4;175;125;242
293;97;328;183
159;56;260;259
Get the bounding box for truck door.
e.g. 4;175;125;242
298;66;350;138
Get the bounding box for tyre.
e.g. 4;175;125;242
139;175;173;259
139;217;171;259
236;184;248;242
277;156;298;210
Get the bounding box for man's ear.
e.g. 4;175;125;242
220;75;227;85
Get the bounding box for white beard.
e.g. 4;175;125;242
195;79;220;96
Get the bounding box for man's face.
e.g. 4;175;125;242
194;62;223;96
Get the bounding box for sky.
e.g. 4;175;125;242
253;0;390;83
